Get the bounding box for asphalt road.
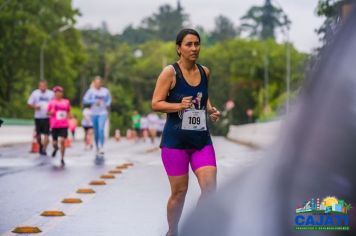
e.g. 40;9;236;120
0;137;263;236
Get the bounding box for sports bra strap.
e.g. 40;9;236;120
196;64;206;77
197;64;208;87
172;63;184;80
172;63;208;87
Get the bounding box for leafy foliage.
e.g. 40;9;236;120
210;15;238;42
239;0;291;40
0;1;310;136
0;0;86;117
119;1;188;44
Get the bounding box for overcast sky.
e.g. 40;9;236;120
72;0;324;53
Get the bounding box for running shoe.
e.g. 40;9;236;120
52;148;58;157
40;149;47;156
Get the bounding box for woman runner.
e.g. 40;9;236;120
152;29;221;236
48;86;71;166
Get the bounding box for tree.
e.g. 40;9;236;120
210;15;237;42
0;0;308;133
239;0;291;40
119;1;188;44
142;1;188;41
119;25;156;45
199;39;307;124
0;0;86;117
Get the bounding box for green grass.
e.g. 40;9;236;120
0;118;34;126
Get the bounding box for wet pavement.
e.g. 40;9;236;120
0;137;263;236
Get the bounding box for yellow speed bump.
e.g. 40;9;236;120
41;211;65;217
61;198;82;204
109;170;122;174
12;226;42;234
89;180;106;185
100;174;115;179
123;162;134;167
145;147;160;153
77;188;96;194
116;165;128;170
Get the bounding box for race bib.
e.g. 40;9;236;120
56;111;67;120
40;103;48;111
182;109;207;131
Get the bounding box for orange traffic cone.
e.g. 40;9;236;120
30;132;39;153
65;138;71;148
115;129;121;142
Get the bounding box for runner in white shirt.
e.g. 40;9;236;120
81;106;94;150
147;112;160;144
27;80;54;156
140;115;149;142
157;114;167;137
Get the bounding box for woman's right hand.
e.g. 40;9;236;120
180;96;193;110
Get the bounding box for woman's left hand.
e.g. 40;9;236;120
209;107;220;122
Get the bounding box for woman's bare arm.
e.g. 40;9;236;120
152;66;191;113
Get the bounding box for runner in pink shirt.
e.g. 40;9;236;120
48;86;71;166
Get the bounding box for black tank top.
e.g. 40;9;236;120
160;63;212;150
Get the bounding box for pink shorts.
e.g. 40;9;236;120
161;145;216;176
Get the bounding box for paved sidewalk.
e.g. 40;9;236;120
227;120;282;149
0;125;85;147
